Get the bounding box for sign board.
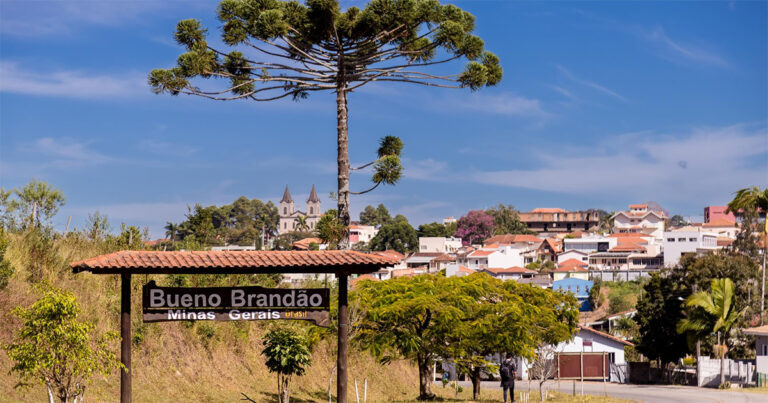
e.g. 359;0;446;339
142;281;330;327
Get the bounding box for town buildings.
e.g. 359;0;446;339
611;204;666;240
349;224;378;244
518;208;600;234
418;236;462;254
704;205;736;224
662;230;719;267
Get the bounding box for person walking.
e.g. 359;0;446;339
500;353;517;403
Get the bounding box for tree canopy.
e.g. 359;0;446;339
455;210;494;245
416;221;456;238
634;273;689;366
149;0;502;248
485;204;533;235
369;219;418;254
359;203;392;227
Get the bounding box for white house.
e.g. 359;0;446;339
557;250;589;264
519;325;633;382
349;224;378;244
611;204;666;240
465;246;525;270
481;266;536;281
701;218;739;239
744;325;768;378
564;235;618;253
662;230;719;267
445;262;476;277
418;236;463;254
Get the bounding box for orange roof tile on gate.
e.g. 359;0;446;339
71;250;398;275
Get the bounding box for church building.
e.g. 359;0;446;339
279;185;322;233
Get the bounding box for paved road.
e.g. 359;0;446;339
455;380;767;402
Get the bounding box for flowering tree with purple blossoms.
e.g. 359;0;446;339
455;210;495;245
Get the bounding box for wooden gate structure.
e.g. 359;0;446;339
71;250;396;403
555;352;611;381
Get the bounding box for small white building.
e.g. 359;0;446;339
557;250;589;264
564;235;617;254
349;224;378;244
611;204;666;240
445;262;476;277
701;218;739;239
465;246;525;270
418;236;462;254
481;266;536;281
662;230;719;267
744;325;768;377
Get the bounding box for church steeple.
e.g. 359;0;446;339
306;184;321;218
281;185;293;203
307;184;320;203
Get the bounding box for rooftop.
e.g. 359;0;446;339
71;250;397;275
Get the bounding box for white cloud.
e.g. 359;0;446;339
447;92;550;119
0;1;169;37
557;65;627;102
472;124;768;203
639;26;731;69
137;139;200;157
0;61;147;99
22;137;112;168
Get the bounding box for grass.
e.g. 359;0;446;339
398;387;631;402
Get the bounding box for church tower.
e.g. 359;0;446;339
306;185;321;217
279;185;295;232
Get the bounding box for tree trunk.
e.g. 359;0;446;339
47;384;55;403
417;356;435;400
328;364;336;403
281;374;291;403
471;367;481;400
335;80;350;250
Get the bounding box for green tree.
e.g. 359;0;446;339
485;204;534;235
416;221;452;238
0;227;15;289
315;209;345;247
85;211;111;241
14;179;65;229
0;187;18;230
667;214;688;228
164;221;179;243
259;328;312;403
369;220;418;254
447;274;578;399
727;186;768;213
294;215;310;232
355;274;467;400
3;287;120;403
677;278;744;387
634;274;690;367
149;0;501;248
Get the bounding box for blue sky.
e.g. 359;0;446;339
1;0;766;237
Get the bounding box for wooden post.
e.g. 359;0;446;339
121;273;132;403
337;274;349;403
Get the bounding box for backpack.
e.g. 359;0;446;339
500;362;511;379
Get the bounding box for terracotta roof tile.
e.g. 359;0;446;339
554;266;588;273
484;234;542;245
372;250;405;261
469;250;495;257
530;208;568;213
577;324;634;346
433;254;456;262
71;250;397;274
558;258;588;268
483;266;535;274
703;218;737;227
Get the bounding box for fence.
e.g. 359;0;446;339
696;357;756;387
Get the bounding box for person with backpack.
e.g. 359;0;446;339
500;353;517;403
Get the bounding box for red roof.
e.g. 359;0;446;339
558;258;588;268
554;266;588;273
484;234;542;245
541;238;562;253
433;253;456;262
351;273;379;288
530;208;567;213
372;250;405;261
292;237;324;250
458;265;476;274
716;237;734;247
628;204;647;209
71;250;397;274
610;243;646;252
483;266;535;275
577;324;634;346
608;233;650;239
469;250;496;257
703;218;737;227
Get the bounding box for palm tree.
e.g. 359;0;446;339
164;222;178;244
677;278;745;386
294;216;310;233
727;186;768;214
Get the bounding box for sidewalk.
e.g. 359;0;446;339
455;380;767;403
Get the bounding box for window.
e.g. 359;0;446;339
309;207;313;214
667;238;675;242
689;237;697;242
283;207;287;215
421;245;426;250
678;238;686;242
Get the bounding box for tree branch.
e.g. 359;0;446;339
350;182;380;195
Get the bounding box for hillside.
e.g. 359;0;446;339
0;231;424;402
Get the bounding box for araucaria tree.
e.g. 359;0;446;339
149;0;501;248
